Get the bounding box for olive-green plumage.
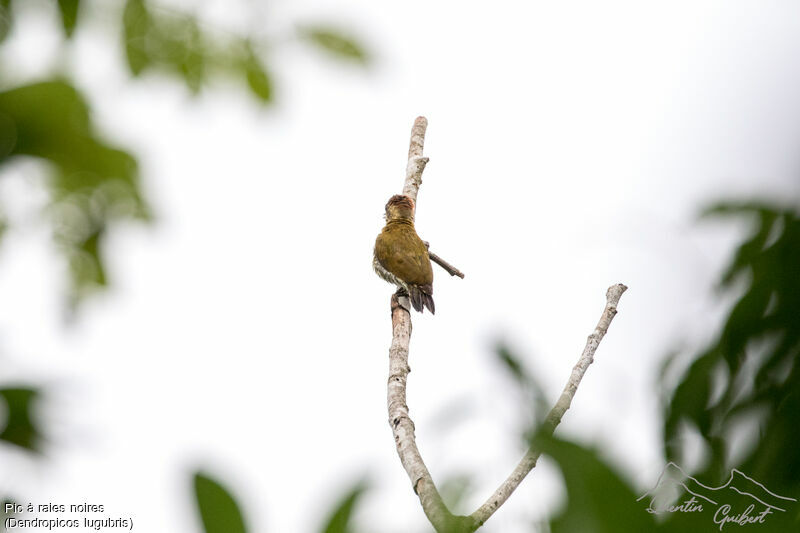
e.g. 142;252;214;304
373;195;435;314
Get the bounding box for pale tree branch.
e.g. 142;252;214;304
385;117;627;533
469;283;628;528
422;240;466;279
402;117;463;278
388;117;474;532
403;116;429;210
429;251;465;279
388;294;471;532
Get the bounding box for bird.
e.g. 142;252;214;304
373;194;435;314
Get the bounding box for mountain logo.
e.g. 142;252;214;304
638;462;796;529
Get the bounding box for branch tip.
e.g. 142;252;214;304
388;116;622;533
468;283;628;527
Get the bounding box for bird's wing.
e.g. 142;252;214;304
375;226;434;288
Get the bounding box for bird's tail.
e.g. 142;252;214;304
410;285;435;314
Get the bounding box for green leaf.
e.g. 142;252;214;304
0;387;43;452
0;80;147;306
495;342;550;426
169;17;206;94
57;0;80;38
319;480;367;533
299;27;368;65
242;43;273;103
663;351;715;461
193;472;248;533
496;343;528;384
0;0;12;43
178;18;205;94
152;15;206;94
245;61;273;102
540;435;657;533
662;203;800;529
123;0;151;76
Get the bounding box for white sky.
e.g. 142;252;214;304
2;1;800;532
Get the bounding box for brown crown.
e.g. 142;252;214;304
386;194;415;211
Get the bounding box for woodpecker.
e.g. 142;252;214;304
373;194;435;313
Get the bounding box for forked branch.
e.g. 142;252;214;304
385;117;627;532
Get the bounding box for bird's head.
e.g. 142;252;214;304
385;195;415;222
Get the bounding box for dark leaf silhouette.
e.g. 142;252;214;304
495;203;800;533
193;471;248;533
57;0;80;38
539;434;657;533
243;42;273;103
0;388;43;452
664;203;800;511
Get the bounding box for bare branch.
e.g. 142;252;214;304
388;294;469;532
429;251;465;279
403;116;429;214
385;116;627;533
387;117;473;532
469;283;628;527
405;118;465;279
422;241;465;279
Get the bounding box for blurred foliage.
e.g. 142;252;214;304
495;342;550;429
299;26;369;65
537;434;657;533
122;0;274;100
533;202;800;532
0;0;12;43
57;0;80;38
193;471;248;533
242;40;273;103
178;204;800;533
89;199;800;532
0;387;43;452
0;209;6;243
439;474;474;516
190;471;372;533
0;0;367;309
494;342;663;532
0;81;148;305
1;498;13;516
0;2;367;533
319;479;368;533
664;204;800;483
661;202;800;519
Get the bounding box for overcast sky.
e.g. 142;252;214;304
2;1;800;532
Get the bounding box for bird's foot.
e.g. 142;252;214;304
392;289;411;313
